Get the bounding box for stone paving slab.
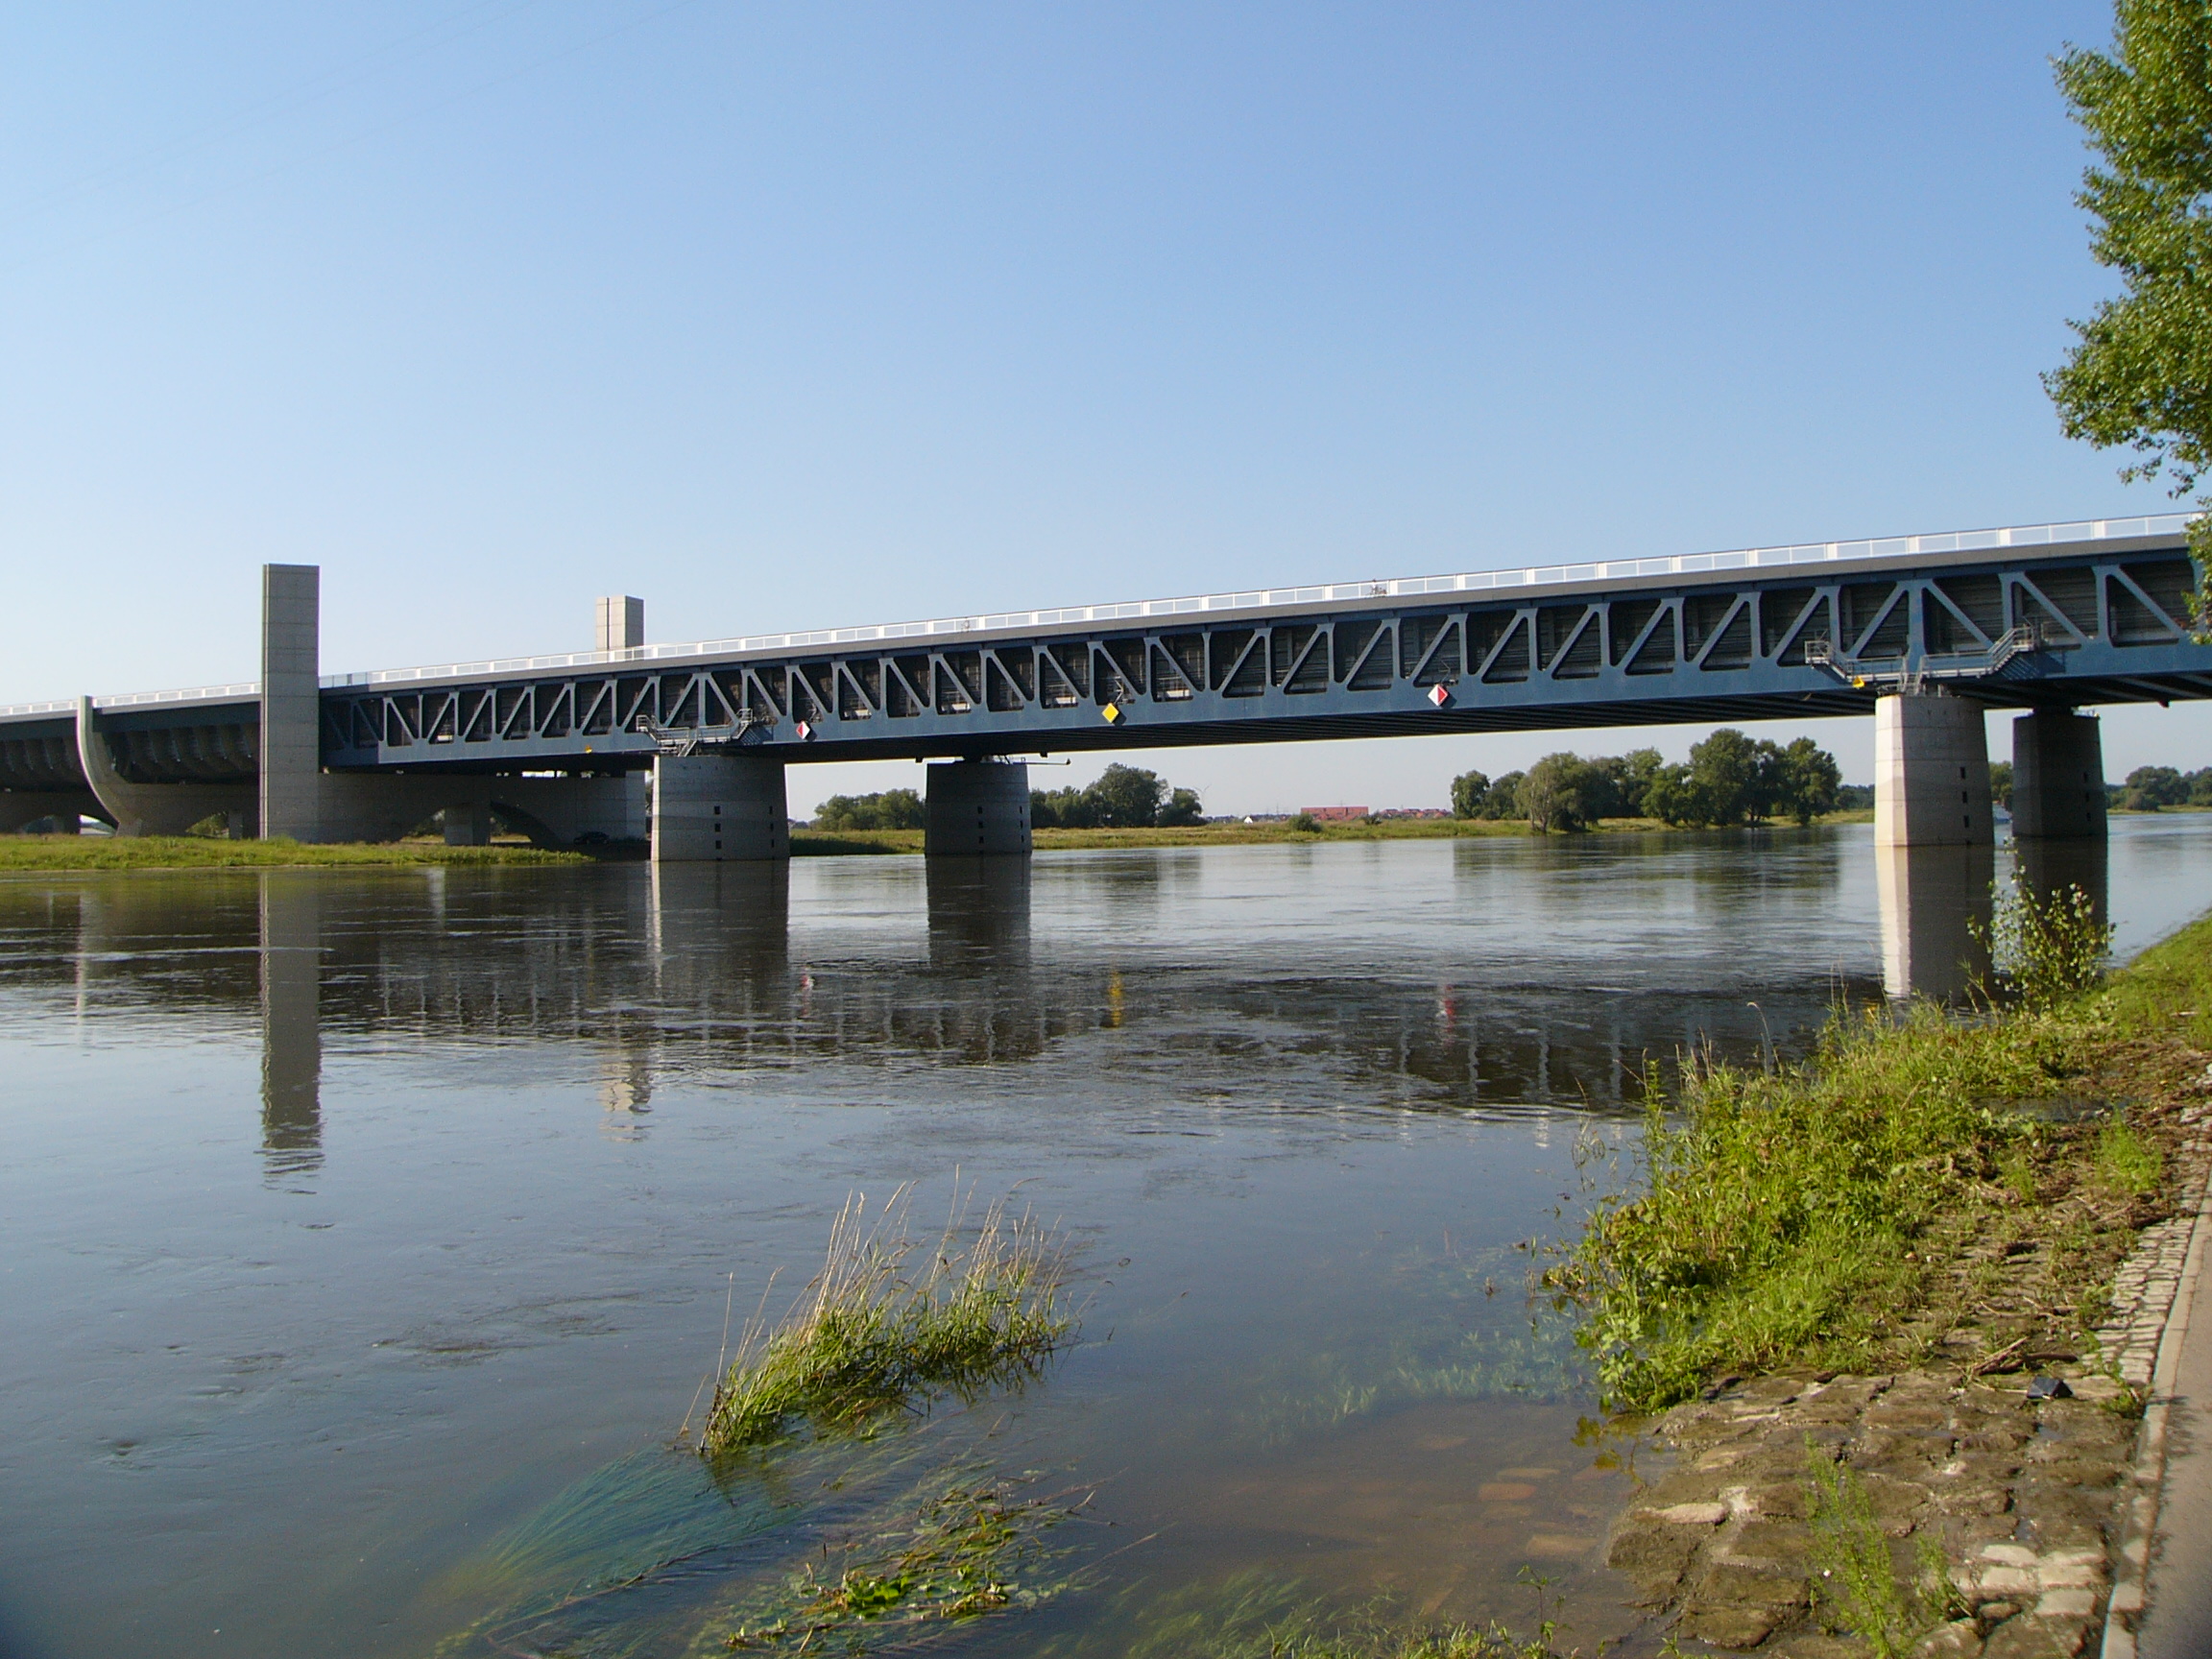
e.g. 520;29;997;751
1606;1368;2137;1656
1609;1094;2212;1658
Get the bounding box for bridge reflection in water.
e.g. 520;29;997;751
1;834;2138;1188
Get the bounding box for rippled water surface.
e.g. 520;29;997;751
0;820;2205;1657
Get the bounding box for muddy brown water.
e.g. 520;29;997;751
0;820;2204;1657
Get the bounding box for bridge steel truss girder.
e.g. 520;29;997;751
317;538;2212;773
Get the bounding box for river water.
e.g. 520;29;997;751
0;819;2204;1658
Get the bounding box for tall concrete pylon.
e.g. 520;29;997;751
596;596;644;654
260;565;322;842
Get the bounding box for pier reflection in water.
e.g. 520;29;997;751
1;822;2206;1659
1872;833;2118;1004
1875;844;1994;1003
2016;834;2112;935
259;874;322;1185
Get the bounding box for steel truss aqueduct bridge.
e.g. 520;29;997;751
2;513;2207;859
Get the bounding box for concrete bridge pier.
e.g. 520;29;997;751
1873;690;1993;849
925;759;1032;856
2010;709;2106;840
651;754;788;862
442;804;493;846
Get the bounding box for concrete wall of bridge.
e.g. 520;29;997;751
0;790;97;834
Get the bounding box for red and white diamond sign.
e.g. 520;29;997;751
1428;685;1452;708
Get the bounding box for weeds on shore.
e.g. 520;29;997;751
2096;1116;2164;1197
696;1189;1075;1455
1983;874;2114;1009
1545;910;2209;1414
1542;1007;2062;1411
1803;1443;1962;1657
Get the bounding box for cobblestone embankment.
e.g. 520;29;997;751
1602;1100;2212;1659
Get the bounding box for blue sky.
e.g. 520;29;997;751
3;1;2202;811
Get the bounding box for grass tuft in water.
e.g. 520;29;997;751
697;1188;1075;1455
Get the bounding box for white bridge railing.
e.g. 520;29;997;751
315;513;2195;691
1;512;2193;715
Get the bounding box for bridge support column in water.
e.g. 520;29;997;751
1873;689;1993;849
2010;709;2107;840
442;803;493;846
650;753;788;862
925;758;1031;856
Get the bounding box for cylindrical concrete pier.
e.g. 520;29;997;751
2010;709;2106;840
925;760;1032;856
651;754;788;862
1873;691;1992;849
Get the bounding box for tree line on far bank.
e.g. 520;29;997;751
812;764;1204;831
1986;763;2212;815
1454;729;1843;832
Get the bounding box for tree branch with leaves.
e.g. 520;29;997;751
2044;0;2212;635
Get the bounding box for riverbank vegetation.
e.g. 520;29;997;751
794;815;1878;855
695;1190;1073;1455
0;834;587;871
1454;729;1842;831
1546;890;2208;1415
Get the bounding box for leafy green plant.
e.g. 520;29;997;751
1984;874;2114;1009
698;1188;1075;1455
2044;1;2212;639
1803;1445;1958;1657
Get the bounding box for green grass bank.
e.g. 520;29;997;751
0;834;589;872
1547;908;2212;1415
